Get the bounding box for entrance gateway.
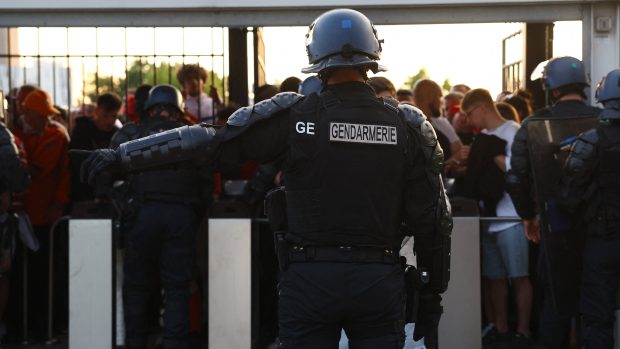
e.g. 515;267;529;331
2;1;618;348
1;0;619;100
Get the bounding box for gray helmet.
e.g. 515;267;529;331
302;9;386;74
298;76;323;95
542;56;589;91
144;84;184;113
596;68;620;120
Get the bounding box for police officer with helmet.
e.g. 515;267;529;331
109;84;210;349
506;56;601;347
81;9;451;349
560;68;620;349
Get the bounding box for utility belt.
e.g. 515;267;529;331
273;231;398;270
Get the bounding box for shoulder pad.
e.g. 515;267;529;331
579;128;599;145
228;92;303;127
399;104;438;148
570;130;597;162
381;97;399;113
110;123;142;149
398;103;427;127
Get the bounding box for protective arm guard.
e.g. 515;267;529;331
0;125;29;193
117;92;303;172
117;124;217;171
560;129;599;212
399;104;452;294
506;122;537;219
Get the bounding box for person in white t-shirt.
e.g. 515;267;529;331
461;88;534;346
176;64;222;123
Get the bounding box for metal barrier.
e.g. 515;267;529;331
46;215;70;345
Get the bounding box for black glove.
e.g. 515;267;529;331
413;292;442;346
79;149;121;185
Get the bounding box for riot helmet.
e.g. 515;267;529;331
298;75;323;95
302;9;386;74
144;84;184;114
541;56;590;91
595;68;620;120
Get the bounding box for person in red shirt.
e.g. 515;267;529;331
11;87;70;341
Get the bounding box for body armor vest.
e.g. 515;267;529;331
128;117;203;204
284;91;408;247
592;126;620;237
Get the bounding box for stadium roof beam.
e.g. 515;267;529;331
0;1;609;27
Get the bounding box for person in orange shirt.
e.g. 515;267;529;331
11;87;70;341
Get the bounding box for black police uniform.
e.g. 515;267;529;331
85;85;451;349
0;122;28;194
507;99;601;347
560;68;620;349
81;9;451;349
561;122;620;349
111;111;209;349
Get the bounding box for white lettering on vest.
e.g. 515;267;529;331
329;122;397;145
296;121;315;135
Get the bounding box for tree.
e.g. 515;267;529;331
442;78;452;92
405;67;429;89
85;60;224;103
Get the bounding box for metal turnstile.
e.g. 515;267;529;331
69;219;113;349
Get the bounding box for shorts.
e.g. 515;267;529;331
482;223;529;279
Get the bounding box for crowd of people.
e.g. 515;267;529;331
0;13;619;348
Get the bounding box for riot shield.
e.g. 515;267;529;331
527;115;598;314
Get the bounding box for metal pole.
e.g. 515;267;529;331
66;27;72;128
7;28;12;104
21;244;29;345
37;27;41;87
52;58;57;104
46;216;69;345
124;27;128;122
153;28;157;85
95;28;100;99
81;57;86;115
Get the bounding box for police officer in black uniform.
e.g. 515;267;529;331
506;56;601;347
561;68;620;349
81;9;451;349
0;121;28;196
110;84;210;349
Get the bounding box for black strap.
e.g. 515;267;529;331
382;96;399;114
288;245;399;264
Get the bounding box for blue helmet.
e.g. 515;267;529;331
298;76;323;95
542;56;589;91
596;68;620;120
144;84;184;113
302;9;386;74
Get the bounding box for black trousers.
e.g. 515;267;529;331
580;236;620;349
277;262;405;349
123;202;198;349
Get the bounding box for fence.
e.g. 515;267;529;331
0;27;227;123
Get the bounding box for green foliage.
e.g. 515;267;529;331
405;67;429;89
85;60;224;103
442;78;452;92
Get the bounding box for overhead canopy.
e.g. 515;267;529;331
0;0;605;26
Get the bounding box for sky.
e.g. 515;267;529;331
263;21;582;97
